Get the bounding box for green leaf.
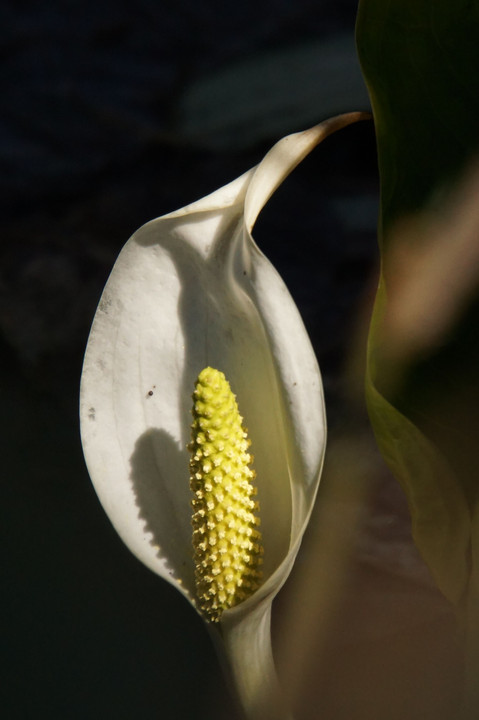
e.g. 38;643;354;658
357;0;479;607
357;0;479;236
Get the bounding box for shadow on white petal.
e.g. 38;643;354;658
130;428;196;599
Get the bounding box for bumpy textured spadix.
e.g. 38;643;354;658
190;367;263;622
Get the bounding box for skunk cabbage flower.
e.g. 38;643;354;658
80;113;363;719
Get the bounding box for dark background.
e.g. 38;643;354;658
1;2;462;719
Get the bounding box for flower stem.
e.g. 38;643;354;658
211;601;294;720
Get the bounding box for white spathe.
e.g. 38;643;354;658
80;113;364;720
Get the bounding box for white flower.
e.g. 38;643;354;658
80;113;363;719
